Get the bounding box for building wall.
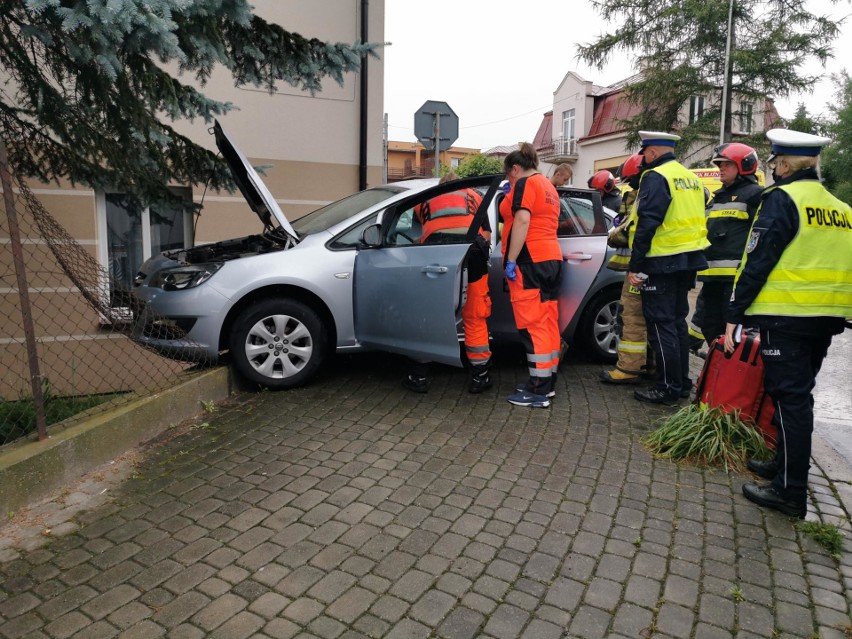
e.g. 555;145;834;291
1;0;386;399
386;142;480;181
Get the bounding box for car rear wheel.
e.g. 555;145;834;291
229;298;327;389
578;287;620;363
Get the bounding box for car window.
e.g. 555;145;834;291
292;187;403;236
328;213;379;249
557;193;607;237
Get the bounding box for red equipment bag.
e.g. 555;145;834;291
694;331;777;448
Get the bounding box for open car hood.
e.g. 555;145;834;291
213;120;298;242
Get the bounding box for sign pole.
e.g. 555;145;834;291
434;112;441;178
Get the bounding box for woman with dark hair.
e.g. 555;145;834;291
501;143;563;407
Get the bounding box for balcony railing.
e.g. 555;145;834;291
387;166;434;182
539;137;578;164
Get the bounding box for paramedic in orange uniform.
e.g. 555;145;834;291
402;173;493;394
501;143;563;408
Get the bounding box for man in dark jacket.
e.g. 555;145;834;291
692;143;764;345
628;131;709;405
724;128;852;518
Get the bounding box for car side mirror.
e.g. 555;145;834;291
361;224;382;247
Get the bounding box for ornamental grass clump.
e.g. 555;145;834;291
641;403;772;473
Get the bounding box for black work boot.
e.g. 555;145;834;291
634;387;679;406
402;373;430;394
468;364;493;394
746;458;778;480
742;483;806;519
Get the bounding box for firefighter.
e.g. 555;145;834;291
501;143;562;408
600;153;655;384
724;129;852;519
402;172;493;394
588;170;623;213
629;131;709;405
692;143;763;346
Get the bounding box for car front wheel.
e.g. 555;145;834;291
578;287;620;363
229;298;328;389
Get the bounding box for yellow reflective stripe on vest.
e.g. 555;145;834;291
707;201;750;221
742;180;852;317
640;162;709;257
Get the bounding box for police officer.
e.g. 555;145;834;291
629;131;709;405
588;170;623;213
724;128;852;519
693;143;764;345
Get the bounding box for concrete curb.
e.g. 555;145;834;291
0;366;238;517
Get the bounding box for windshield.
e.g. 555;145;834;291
292;187;405;236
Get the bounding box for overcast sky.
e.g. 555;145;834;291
383;0;852;151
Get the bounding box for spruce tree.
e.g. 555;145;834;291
0;0;378;205
577;0;843;163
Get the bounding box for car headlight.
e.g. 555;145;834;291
148;263;223;291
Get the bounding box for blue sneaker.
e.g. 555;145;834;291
507;390;551;408
514;383;556;399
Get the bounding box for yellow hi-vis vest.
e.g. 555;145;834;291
739;180;852;317
640;161;709;257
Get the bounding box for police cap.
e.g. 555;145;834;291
766;128;831;162
638;131;681;148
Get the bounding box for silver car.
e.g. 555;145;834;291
132;122;623;389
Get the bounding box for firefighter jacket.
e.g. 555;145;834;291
698;175;763;281
729;168;852;323
601;190;623;214
629;154;709;274
607;190;637;271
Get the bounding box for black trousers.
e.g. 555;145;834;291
694;279;734;346
641;270;694;395
759;318;841;498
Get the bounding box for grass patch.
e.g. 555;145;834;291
1;384;121;445
641;403;772;473
796;521;845;556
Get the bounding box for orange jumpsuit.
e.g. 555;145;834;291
499;174;562;391
418;189;492;368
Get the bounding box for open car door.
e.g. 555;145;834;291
353;176;500;366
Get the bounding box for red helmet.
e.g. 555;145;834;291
711;142;759;175
619;154;644;181
588;170;616;193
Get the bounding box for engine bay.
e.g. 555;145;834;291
169;228;294;264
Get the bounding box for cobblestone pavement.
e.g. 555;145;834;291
0;350;850;639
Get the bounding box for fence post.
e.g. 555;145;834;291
0;141;48;441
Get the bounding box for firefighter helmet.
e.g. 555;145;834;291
618;154;644;180
711;142;759;175
588;170;616;193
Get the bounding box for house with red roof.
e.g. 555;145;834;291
534;71;779;187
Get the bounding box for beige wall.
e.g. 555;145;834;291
1;1;386;401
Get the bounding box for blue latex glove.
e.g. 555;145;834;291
504;260;517;281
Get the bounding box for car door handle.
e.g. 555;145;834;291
421;265;448;274
564;252;593;261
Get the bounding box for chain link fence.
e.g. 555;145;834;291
1;144;213;446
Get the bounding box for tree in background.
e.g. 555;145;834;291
0;0;378;205
577;0;842;165
821;71;852;204
454;154;504;178
786;103;827;135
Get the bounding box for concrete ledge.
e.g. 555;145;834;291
0;366;239;516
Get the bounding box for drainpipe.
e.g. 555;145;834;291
359;0;369;191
